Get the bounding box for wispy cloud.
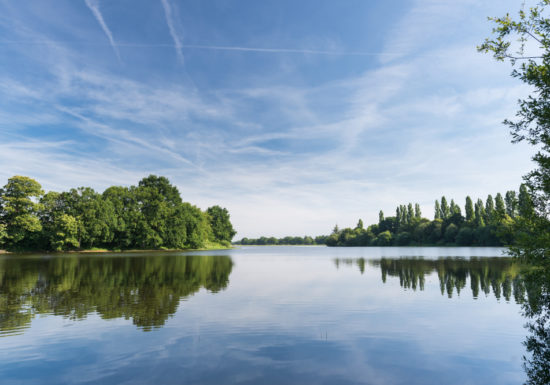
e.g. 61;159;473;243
84;0;121;61
0;0;535;238
160;0;184;63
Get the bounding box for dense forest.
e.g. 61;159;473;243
236;185;532;247
0;175;236;252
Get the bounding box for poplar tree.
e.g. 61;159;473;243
414;203;421;219
395;207;401;230
518;184;534;218
495;193;506;220
400;205;407;226
485;195;495;223
407;203;414;224
505;190;517;218
440;196;449;220
465;196;474;222
475;200;485;228
434;200;441;220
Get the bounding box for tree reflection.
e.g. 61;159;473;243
334;257;524;302
521;268;550;385
334;256;550;384
0;254;233;334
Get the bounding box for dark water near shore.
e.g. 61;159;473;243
0;247;527;384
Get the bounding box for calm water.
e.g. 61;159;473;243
0;246;528;384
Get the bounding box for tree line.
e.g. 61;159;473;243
237;185;532;247
235;235;328;246
0;175;236;252
326;185;532;247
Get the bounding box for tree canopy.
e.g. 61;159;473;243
0;175;236;252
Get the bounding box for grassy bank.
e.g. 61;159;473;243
0;242;233;255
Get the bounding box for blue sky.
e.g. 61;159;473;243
0;0;536;238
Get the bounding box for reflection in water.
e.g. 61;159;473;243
334;256;550;384
521;268;550;385
0;254;233;335
334;257;525;302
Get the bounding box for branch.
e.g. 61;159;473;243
504;54;544;60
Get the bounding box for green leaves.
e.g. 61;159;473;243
0;175;235;252
0;176;44;249
207;205;236;243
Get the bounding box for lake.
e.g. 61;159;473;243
0;246;528;384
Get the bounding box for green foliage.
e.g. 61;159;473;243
485;195;495;223
206;205;236;243
481;5;550;380
505;190;518;217
495;193;506;220
375;230;392;246
0;175;234;252
0;176;44;249
465;196;474;222
440;196;449;220
0;223;6;247
238;235;323;246
318;189;528;247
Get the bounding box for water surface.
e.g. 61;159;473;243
0;246;527;384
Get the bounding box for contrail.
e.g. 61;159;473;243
160;0;184;63
0;39;407;57
84;0;121;61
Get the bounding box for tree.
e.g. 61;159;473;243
62;187;115;249
505;190;518;218
396;206;402;229
414;203;422;219
51;214;80;251
378;210;384;224
0;176;44;249
440;196;449;220
465;196;474;222
207;205;237;244
518;183;535;218
103;186;142;249
450;199;461;216
400;205;407;226
480;5;550;382
375;230;392;246
0;223;6;248
495;193;507;220
475;200;486;228
485;194;495;223
407;203;414;224
444;223;459;244
434;200;441;220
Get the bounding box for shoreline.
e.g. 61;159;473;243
0;245;233;255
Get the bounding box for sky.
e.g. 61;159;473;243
0;0;537;238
